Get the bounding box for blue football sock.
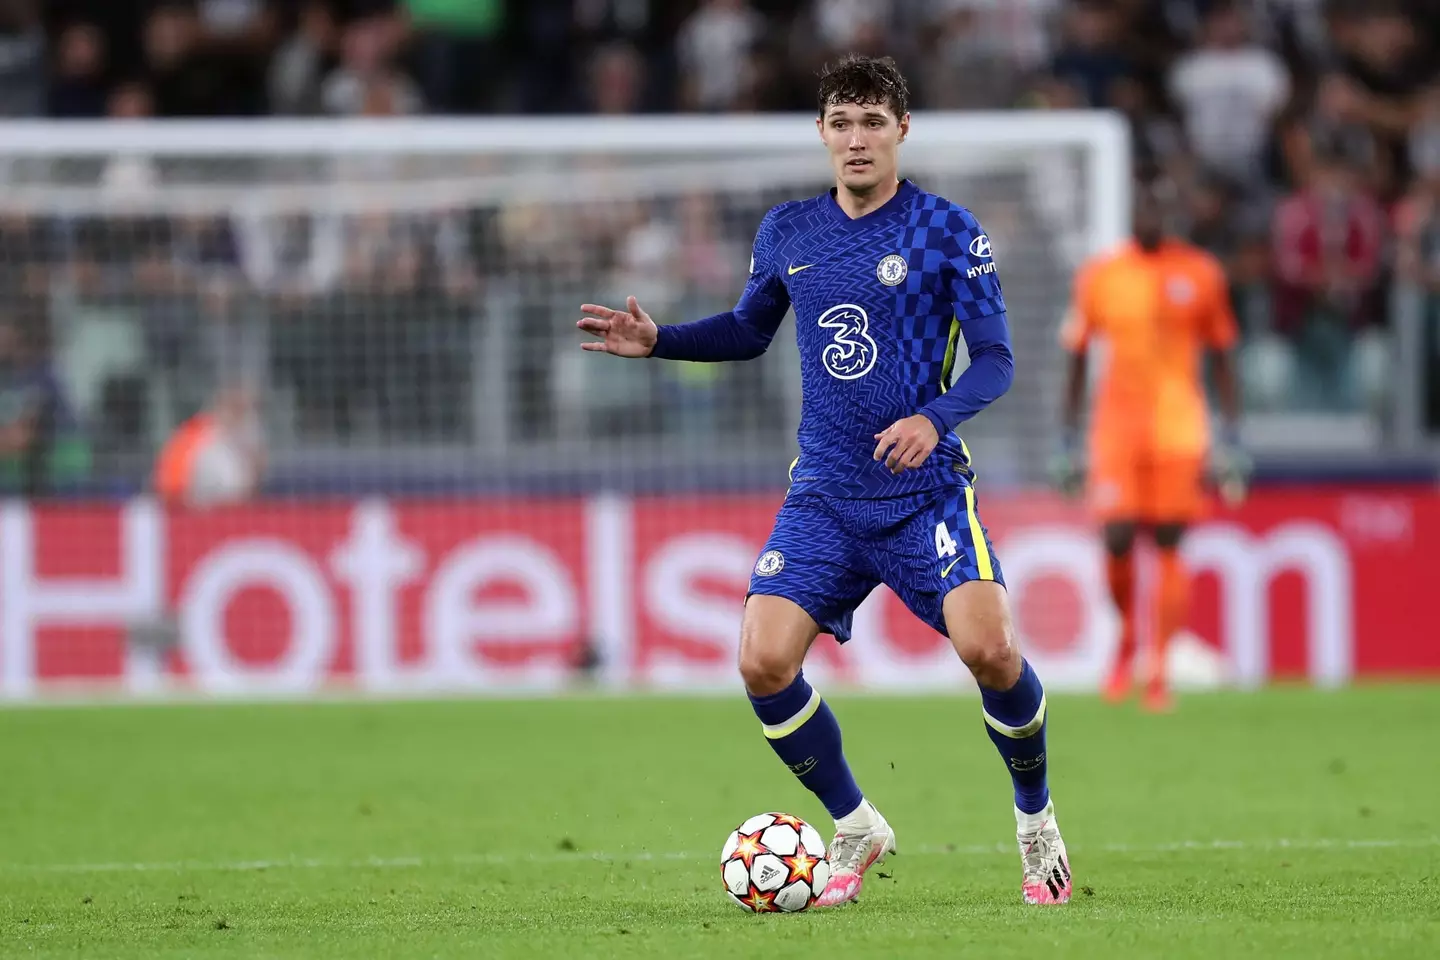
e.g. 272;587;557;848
980;658;1050;815
749;671;864;820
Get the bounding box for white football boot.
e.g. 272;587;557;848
816;801;897;907
1017;800;1072;905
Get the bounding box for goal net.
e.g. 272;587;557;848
0;113;1129;699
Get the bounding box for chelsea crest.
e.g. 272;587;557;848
755;550;785;577
877;254;908;286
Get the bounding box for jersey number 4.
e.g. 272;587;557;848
935;521;958;559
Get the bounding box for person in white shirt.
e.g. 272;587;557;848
1169;0;1291;189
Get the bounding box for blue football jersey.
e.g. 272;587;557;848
737;179;1007;498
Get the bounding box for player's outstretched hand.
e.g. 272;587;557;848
1211;434;1253;508
1047;429;1084;499
873;415;940;475
578;297;658;358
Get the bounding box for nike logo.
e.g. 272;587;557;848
788;264;815;276
940;558;961;579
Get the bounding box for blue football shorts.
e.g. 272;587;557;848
747;484;1005;642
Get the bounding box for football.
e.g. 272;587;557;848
719;812;830;913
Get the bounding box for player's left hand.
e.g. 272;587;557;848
1211;428;1253;507
873;415;940;475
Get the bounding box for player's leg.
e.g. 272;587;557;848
888;486;1070;905
742;498;894;907
1101;519;1139;702
944;577;1071;905
1091;447;1142;702
738;595;864;821
1142;458;1204;711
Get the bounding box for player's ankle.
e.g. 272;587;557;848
1015;799;1055;831
835;798;878;835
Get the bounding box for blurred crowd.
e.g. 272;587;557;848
2;0;1440;494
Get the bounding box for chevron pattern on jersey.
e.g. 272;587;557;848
747;180;1006;500
748;485;1005;641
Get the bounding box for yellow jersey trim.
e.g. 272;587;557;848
964;485;994;582
939;314;962;393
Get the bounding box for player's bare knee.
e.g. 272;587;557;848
964;624;1020;689
1102;521;1137;557
943;581;1022;689
1152;522;1187;550
737;640;801;696
737;596;815;696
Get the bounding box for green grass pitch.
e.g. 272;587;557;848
1;686;1436;958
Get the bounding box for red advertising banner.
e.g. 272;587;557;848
2;488;1435;699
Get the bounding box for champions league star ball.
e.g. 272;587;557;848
720;812;830;913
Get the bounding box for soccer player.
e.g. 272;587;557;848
578;55;1071;907
1054;177;1248;712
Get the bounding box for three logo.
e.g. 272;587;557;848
780;238;993;381
817;304;878;380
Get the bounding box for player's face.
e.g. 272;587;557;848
818;102;909;194
1133;188;1166;251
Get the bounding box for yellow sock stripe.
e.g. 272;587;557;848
964;485;994;581
982;693;1047;739
761;689;822;740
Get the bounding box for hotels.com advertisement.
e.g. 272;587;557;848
0;489;1433;700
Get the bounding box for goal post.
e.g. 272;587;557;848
0;112;1130;699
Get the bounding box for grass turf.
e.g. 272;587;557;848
0;687;1436;958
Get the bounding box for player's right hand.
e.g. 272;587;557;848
578;297;659;358
1048;431;1084;499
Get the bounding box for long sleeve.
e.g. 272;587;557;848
920;206;1014;435
651;308;779;361
920;311;1015;435
650;211;791;362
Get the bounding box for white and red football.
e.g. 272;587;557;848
719;812;830;913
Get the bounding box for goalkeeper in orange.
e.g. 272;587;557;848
1053;178;1249;711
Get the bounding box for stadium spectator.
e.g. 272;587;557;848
47;20;109;118
1047;0;1134;109
268;0;337;114
664;191;746;439
0;0;43;116
677;0;762;113
1324;4;1432;196
586;40;647;115
154;382;266;506
1168;1;1290;193
807;0;892;57
106;78;154;119
514;0;575;113
0;312;85;497
0;213;58;299
192;0;279;55
143;1;241;117
1272;146;1387;333
320;8;421;116
1271;144;1389;406
1398;92;1440;285
404;0;502;114
918;1;1025;110
975;0;1061;74
1110;75;1189;183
